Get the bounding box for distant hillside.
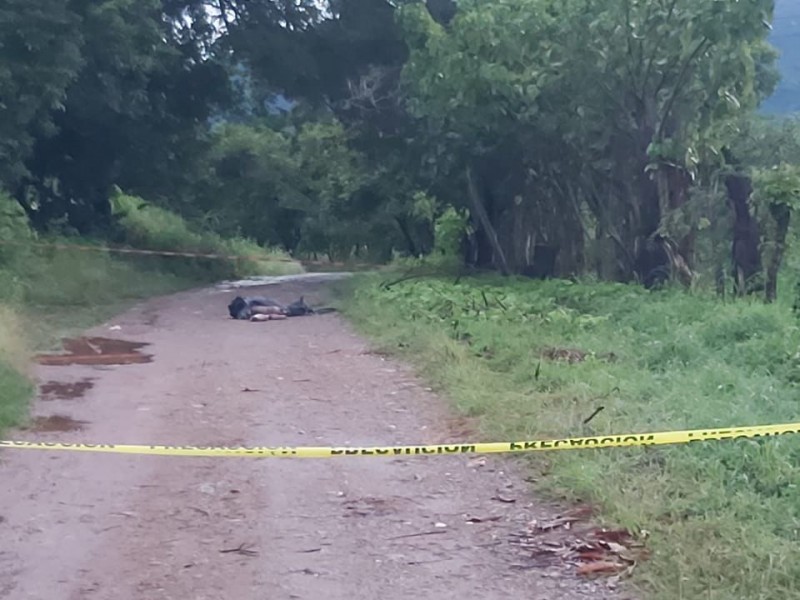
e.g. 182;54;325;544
762;0;800;114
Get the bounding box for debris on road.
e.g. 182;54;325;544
491;491;517;503
509;508;649;579
219;543;259;557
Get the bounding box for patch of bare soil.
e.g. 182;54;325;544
0;279;635;600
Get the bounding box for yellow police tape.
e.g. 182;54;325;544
1;421;799;458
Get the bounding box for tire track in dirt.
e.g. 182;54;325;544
0;280;630;600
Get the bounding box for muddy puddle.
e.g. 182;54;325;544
39;378;96;401
27;415;89;433
36;337;152;366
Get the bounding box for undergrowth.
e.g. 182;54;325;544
0;188;301;432
108;189;302;281
337;272;800;600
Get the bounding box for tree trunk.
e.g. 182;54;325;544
715;264;726;299
634;165;694;288
765;203;791;303
521;245;559;279
666;164;696;271
394;216;418;257
465;165;511;276
724;172;763;296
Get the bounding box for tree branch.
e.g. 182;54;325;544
641;0;679;95
656;37;711;141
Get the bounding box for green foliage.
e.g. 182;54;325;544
2;0;788;284
753;164;800;210
192;118;396;260
9;0;231;231
751;163;800;299
398;0;778;279
401;0;545;134
2;186;297;313
291;119;373;258
109;188;301;280
401;0;776;151
0;190;37;304
0;0;82;185
431;205;469;264
342;274;800;599
752;163;800;254
731;115;800;169
195;122;300;245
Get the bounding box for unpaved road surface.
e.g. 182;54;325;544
0;279;627;599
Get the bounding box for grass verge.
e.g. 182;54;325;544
0;306;34;431
334;272;800;600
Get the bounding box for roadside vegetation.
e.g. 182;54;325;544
331;203;800;599
338;271;800;600
4;0;800;596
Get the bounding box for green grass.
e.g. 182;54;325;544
335;272;800;600
0;188;303;433
0;306;34;431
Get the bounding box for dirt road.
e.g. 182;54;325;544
0;278;626;599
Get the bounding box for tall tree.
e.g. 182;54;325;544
0;0;83;188
181;0;440;259
398;0;779;281
16;0;231;232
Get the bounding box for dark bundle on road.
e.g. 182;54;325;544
227;296;335;321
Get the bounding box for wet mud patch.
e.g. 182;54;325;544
39;378;96;401
36;337;152;366
26;414;89;433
